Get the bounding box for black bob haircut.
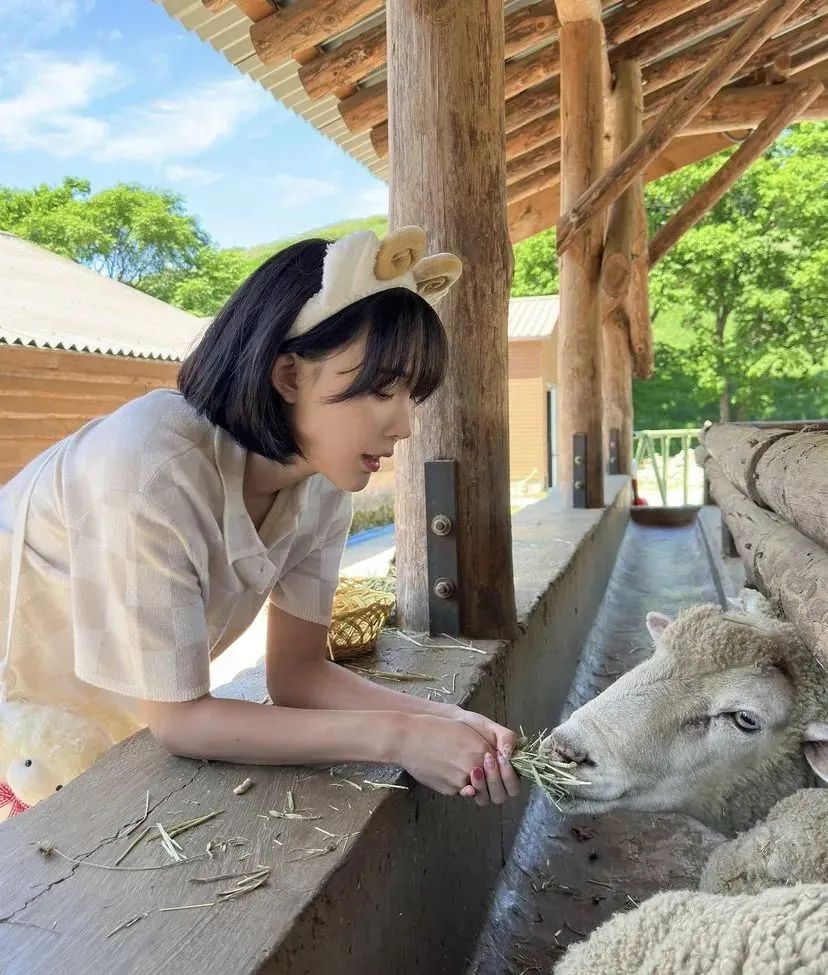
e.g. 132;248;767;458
178;237;449;463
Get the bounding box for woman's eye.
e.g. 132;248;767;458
731;711;761;733
372;390;394;401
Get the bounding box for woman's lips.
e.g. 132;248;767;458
361;454;381;472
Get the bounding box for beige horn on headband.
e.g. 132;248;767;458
412;252;463;302
374;226;428;281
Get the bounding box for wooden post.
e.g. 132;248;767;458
602;305;634;474
556;0;809;254
387;0;516;637
557;3;607;505
649;79;823;265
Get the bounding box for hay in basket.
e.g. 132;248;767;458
327;577;396;662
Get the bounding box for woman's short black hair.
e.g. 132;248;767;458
178;237;449;463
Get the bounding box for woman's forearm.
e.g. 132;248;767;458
269;658;460;719
145;695;405;766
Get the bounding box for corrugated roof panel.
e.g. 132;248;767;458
156;0;391;182
0;233;204;361
507;295;559;340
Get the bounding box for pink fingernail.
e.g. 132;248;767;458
498;751;510;765
484;753;495;769
472;766;484;781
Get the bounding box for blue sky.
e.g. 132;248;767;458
0;0;389;248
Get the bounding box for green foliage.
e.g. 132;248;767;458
510;228;559;296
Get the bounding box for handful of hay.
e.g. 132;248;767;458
510;730;584;808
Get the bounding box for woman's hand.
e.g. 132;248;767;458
395;713;493;796
450;709;521;806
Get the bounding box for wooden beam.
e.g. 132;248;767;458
556;0;809;255
202;0;235;11
702;425;828;549
649;79;823;265
627;198;654;379
250;0;381;66
299;24;387;101
601;305;634;473
790;35;828;73
681;74;828;133
558;11;607;505
505;78;562;134
388;0;516;637
507;139;562;185
601;60;643;302
506;163;561;204
555;0;602;21
507;132;736;242
606;0;723;46
701;453;828;667
643;7;828;96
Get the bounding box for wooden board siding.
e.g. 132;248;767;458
0;345;178;484
508;340;546;487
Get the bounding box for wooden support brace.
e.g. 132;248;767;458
556;0;809;255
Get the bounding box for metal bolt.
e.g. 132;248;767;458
574;455;583;466
433;577;456;599
431;514;453;536
574;480;584;490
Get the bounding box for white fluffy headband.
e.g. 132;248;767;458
286;226;463;340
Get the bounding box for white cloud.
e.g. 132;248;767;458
1;1;94;43
0;52;116;156
98;78;266;163
341;183;389;217
268;174;338;205
0;55;267;166
163;164;220;187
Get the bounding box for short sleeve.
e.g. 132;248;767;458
268;488;353;627
69;490;210;702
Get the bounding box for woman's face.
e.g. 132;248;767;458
280;335;414;493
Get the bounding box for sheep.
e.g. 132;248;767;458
701;787;828;895
554;883;828;975
544;594;828;835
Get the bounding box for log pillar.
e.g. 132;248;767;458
601;59;641;476
387;0;516;637
557;3;606;504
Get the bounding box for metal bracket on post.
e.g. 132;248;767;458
573;434;587;508
424;460;461;636
608;427;620;475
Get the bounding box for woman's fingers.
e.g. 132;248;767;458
497;750;522;798
471;765;489;806
483;752;508;804
459;784;476;798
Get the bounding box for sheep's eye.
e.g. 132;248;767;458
24;759;32;767
731;711;761;733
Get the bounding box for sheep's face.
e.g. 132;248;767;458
546;604;828;835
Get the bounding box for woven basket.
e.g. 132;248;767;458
327;577;396;662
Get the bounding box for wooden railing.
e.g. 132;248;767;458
696;420;828;668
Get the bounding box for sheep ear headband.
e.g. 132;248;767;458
285;226;463;340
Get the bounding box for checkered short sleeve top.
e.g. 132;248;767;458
0;389;352;735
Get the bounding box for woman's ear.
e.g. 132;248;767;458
271;353;300;403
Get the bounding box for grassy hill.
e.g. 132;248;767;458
235;215;389;266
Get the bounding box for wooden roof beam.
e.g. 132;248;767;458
649;78;823;265
250;0;382;66
338;0;716;133
508;132;755;241
556;0;809;255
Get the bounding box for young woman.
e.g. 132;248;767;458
0;227;520;808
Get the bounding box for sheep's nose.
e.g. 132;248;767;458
545;732;591;766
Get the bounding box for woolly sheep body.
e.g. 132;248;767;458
701;788;828;895
554;884;828;975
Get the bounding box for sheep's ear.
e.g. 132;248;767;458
804;722;828;784
646;611;673;643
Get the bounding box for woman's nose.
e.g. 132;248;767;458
388;397;412;441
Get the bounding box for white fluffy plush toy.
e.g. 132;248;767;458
0;702;112;820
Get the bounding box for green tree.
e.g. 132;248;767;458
511;228;559;296
140;247;251;317
0;178;209;288
646;122;828;422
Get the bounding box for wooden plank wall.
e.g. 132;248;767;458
0;345;179;485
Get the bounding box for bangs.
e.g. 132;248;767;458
285;288;449;404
